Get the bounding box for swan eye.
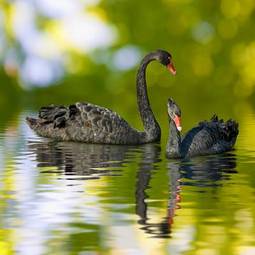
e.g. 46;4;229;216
168;56;172;61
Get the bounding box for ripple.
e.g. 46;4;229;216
1;110;255;253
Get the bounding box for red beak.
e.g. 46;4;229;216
173;115;182;131
167;62;176;76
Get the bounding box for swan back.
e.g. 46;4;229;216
180;115;239;158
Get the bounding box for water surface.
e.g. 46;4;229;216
1;109;255;255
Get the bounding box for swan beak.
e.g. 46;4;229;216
167;62;176;75
174;115;182;132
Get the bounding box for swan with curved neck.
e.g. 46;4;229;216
166;98;239;158
26;50;176;145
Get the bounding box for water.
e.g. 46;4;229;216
1;109;255;255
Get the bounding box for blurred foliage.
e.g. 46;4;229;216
0;0;255;108
0;69;23;130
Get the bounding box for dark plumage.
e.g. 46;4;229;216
166;98;239;158
26;50;176;145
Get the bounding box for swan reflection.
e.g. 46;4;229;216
135;152;237;238
28;140;135;179
178;153;237;186
27;139;237;239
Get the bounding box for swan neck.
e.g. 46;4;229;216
136;53;161;142
166;119;181;158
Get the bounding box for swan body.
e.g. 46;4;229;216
26;50;176;145
166;99;239;158
27;102;147;144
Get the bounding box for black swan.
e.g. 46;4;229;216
166;98;239;158
26;50;176;145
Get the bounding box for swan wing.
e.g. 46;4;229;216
181;126;216;157
27;102;140;144
75;102;130;131
181;116;238;157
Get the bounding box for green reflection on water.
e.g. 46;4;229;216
0;97;255;254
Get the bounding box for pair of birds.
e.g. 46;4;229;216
26;50;238;159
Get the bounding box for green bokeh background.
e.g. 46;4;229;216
1;0;255;114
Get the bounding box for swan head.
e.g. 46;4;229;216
155;49;176;75
167;98;182;132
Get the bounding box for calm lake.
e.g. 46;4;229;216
1;103;255;255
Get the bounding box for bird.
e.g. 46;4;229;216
26;50;176;145
166;98;239;158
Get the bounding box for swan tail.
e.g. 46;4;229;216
26;104;80;140
223;119;239;143
199;115;239;144
26;117;39;129
26;106;67;132
210;116;239;144
26;115;53;134
210;115;239;142
38;105;68;127
26;115;69;140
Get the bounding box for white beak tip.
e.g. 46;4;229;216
177;126;182;132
